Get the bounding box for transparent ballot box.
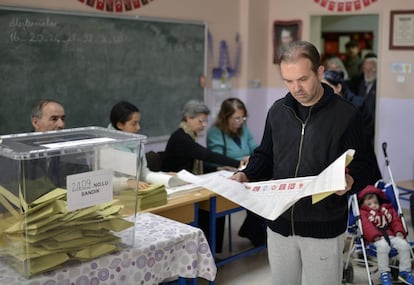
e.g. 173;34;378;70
0;127;146;277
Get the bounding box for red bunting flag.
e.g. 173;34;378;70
96;0;105;10
328;1;335;11
314;0;376;12
354;0;361;10
320;0;328;7
124;0;132;10
132;0;141;8
114;0;123;12
77;0;155;12
346;1;352;11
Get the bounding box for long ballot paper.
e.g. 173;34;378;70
199;149;355;221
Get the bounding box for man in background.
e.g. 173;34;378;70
344;40;362;79
29;99;91;201
355;56;377;146
31;99;65;132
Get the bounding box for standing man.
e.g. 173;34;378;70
231;41;376;285
356;56;377;146
31;99;65;132
344;40;362;79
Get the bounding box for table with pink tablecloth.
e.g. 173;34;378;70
0;212;217;285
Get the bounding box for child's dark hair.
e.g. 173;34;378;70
110;101;139;130
363;193;376;202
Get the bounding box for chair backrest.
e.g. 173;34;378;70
347;194;359;229
383;183;399;212
145;151;165;172
375;180;399;212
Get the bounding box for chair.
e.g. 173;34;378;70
145;151;165;172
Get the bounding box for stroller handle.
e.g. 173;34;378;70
382;142;390;166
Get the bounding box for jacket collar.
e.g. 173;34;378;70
284;83;335;112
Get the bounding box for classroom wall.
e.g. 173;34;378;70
1;0;413;181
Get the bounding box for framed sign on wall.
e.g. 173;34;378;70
389;10;414;50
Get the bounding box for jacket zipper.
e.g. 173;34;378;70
290;106;312;236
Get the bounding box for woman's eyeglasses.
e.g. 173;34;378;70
232;116;247;123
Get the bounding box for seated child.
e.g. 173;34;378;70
358;185;414;285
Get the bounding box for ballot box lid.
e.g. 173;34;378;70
0;126;146;160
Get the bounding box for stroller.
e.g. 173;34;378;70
343;142;414;284
343;181;414;284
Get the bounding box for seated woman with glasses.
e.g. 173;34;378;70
206;98;267;247
206;98;254;171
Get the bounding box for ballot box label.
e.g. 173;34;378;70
67;169;113;211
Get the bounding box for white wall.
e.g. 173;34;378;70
377;98;414;181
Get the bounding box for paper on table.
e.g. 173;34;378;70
176;169;204;184
146;171;189;188
166;184;203;198
200;149;354;221
176;169;233;184
163;170;232;198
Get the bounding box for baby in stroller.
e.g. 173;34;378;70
359;185;414;285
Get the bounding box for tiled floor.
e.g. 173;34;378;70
199;200;414;285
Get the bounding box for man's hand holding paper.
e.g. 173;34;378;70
202;149;355;221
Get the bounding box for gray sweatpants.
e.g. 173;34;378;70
375;236;412;274
267;228;345;285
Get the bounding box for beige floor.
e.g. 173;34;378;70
198;202;414;285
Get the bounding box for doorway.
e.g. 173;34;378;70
310;14;380;147
311;14;379;56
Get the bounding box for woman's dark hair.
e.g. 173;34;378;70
110;101;139;130
215;98;247;137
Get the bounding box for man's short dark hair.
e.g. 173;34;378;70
279;41;321;74
345;40;359;49
363;52;377;59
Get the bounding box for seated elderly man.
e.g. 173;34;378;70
31;99;65;132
